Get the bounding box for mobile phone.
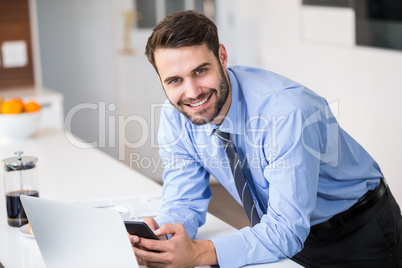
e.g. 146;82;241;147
124;221;159;240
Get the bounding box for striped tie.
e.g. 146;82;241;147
214;129;260;226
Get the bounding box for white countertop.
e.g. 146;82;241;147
0;129;299;268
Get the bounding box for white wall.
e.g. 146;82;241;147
36;0;118;158
258;0;402;205
216;0;261;67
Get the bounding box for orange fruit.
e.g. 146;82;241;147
0;98;24;114
24;101;41;113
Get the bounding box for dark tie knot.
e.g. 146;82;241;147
214;129;232;144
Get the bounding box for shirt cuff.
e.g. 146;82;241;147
210;234;247;268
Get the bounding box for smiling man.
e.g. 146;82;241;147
154;44;231;126
130;10;402;268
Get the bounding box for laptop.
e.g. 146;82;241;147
20;195;139;268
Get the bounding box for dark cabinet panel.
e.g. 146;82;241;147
0;0;35;89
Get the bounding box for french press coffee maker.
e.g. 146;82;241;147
2;151;39;227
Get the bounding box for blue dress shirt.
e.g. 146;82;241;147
155;66;383;267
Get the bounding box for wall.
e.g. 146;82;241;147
259;0;402;205
216;0;261;67
35;0;118;158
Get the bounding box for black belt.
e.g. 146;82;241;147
313;180;387;229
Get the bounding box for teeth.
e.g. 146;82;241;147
189;96;209;107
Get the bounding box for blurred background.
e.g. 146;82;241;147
1;0;401;220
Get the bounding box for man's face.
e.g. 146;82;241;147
154;44;231;125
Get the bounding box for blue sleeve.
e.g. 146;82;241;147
155;106;212;239
212;106;324;267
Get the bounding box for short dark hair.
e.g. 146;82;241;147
145;10;220;71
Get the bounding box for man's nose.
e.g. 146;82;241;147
184;79;201;99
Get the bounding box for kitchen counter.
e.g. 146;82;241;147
0;129;299;267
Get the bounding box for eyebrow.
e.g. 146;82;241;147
163;62;211;84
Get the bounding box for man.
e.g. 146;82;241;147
130;10;402;268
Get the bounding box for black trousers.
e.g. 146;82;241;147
291;184;402;268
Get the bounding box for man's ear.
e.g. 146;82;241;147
218;43;228;69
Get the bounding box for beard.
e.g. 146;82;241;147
170;65;230;125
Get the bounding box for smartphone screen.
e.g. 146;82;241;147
124;221;159;240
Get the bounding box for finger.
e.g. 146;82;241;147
155;223;184;237
129;235;140;244
137;237;171;252
133;243;168;265
146;262;169;268
158;234;168;241
135;254;146;266
131;243;146;265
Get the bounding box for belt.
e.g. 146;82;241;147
313;180;387;229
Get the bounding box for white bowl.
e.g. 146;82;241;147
0;111;41;142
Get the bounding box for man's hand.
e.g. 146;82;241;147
130;222;218;268
128;217;166;265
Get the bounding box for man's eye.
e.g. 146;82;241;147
170;78;181;84
196;69;205;75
